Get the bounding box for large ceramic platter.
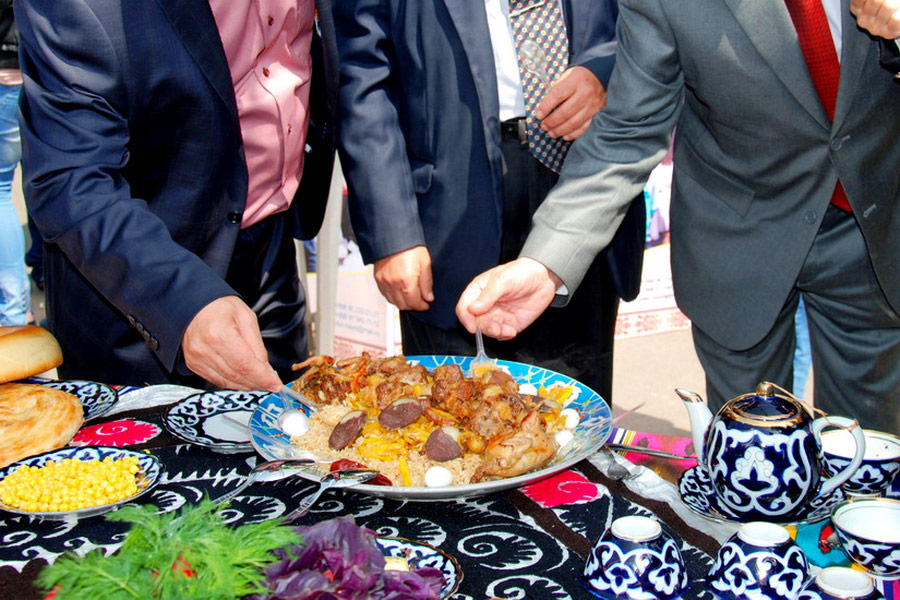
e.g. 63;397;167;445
0;446;162;521
21;377;118;421
164;390;270;453
375;536;462;598
678;464;844;525
249;355;612;500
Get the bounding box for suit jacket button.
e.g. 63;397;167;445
830;137;843;150
804;211;817;224
148;337;159;351
227;211;243;224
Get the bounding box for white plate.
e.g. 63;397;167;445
0;446;162;520
376;536;462;598
249;355;612;500
22;377;118;421
164;390;270;453
678;464;844;525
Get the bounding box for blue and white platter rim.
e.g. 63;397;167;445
164;390;271;452
0;445;163;521
677;464;844;525
20;377;118;422
375;536;462;598
248;355;612;500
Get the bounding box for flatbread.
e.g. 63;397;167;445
0;383;84;468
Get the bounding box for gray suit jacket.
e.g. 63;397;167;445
522;0;900;351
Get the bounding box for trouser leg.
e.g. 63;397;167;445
692;206;900;433
226;211;309;383
798;207;900;433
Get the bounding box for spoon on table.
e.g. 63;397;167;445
213;458;324;506
285;469;378;521
221;414;311;460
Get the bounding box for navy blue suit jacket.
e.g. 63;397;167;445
335;0;644;331
17;0;336;384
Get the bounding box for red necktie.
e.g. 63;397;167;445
784;0;852;212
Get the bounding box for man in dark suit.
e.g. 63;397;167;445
16;0;337;390
456;0;900;432
334;0;643;401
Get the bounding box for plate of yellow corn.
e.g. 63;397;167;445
0;445;162;520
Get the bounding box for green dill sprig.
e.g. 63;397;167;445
38;500;299;600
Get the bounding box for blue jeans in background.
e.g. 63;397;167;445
793;295;812;396
0;83;27;325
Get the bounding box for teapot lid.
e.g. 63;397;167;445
723;382;811;427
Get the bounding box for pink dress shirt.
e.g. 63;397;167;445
208;0;314;229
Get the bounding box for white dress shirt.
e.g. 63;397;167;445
484;0;527;121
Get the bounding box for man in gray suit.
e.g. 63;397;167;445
455;0;900;433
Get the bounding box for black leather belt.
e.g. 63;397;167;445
500;117;528;145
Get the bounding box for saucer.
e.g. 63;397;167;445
678;465;844;525
164;390;270;453
22;377;118;421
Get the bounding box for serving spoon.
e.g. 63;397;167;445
213;458;324;506
285;469;378;521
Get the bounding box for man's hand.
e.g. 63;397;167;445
852;0;900;39
534;66;606;142
374;245;434;311
455;257;561;340
182;295;281;392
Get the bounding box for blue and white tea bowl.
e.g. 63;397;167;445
822;429;900;497
796;567;884;600
582;515;689;600
831;497;900;578
708;521;808;600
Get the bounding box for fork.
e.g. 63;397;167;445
601;446;639;481
471;323;497;373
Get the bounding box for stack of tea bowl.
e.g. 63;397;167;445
582;515;690;600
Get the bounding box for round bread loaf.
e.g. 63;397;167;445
0;325;64;384
0;383;84;468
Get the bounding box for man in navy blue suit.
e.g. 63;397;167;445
334;0;644;401
16;0;337;390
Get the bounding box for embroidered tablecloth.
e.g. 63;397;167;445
0;385;896;600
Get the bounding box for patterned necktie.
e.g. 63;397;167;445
508;0;571;173
784;0;852;211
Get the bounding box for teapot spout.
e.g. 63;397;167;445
675;388;711;463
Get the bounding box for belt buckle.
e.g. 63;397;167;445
517;118;528;146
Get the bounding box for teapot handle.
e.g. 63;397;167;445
812;416;866;496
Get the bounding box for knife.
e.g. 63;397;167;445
605;442;695;461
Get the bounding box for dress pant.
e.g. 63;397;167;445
401;124;621;403
692;205;900;434
225;210;309;384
